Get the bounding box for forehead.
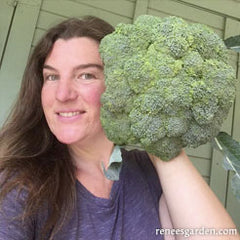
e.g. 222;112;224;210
44;37;103;67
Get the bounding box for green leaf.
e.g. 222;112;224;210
102;145;123;181
224;35;240;52
213;132;240;201
228;46;240;53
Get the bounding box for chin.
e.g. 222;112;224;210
50;126;84;145
54;132;82;145
57;138;75;145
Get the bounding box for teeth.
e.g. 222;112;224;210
59;111;81;117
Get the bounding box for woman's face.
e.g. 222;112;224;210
41;37;106;145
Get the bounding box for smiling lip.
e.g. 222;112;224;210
57;110;86;118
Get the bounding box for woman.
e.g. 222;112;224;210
0;16;239;240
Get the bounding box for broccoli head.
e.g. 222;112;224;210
99;15;237;161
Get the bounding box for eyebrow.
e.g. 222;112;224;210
43;63;103;71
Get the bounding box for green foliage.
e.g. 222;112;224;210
212;35;240;201
99;15;237;161
213;132;240;201
224;35;240;52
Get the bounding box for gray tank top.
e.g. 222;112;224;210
0;149;163;240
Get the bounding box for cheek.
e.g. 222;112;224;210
41;86;52;111
85;84;105;107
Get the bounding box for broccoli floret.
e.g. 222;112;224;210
189;23;228;60
145;137;184;161
100;108;136;145
99;15;237;161
182;51;204;77
101;68;135;113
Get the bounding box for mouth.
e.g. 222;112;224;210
57;111;86;118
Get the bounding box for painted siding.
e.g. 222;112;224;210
0;1;15;67
32;0;135;46
0;0;41;123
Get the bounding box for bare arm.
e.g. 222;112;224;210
149;150;240;240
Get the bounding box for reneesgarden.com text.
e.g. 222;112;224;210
155;227;238;238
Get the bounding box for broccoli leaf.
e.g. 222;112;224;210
224;35;240;52
213;132;240;201
102;145;123;180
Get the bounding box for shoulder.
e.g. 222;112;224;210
0;186;36;239
121;147;150;166
120;148;162;196
121;148;157;177
0;171;49;239
0;172;29;217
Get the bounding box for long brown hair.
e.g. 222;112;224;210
0;16;114;239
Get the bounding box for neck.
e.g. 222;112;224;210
68;134;114;173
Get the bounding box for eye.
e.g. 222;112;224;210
44;74;59;81
79;73;96;80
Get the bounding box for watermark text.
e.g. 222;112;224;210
155;227;238;238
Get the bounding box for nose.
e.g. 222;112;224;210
56;79;78;102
